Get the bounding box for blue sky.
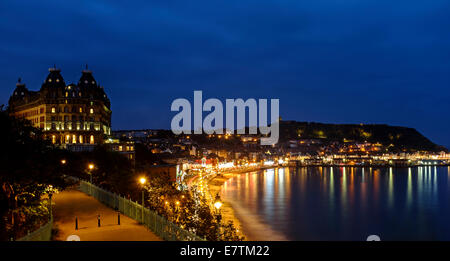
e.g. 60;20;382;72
1;0;449;147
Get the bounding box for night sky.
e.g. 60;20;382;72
1;1;449;148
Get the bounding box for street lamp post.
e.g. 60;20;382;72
88;163;94;183
48;186;53;219
88;163;94;195
214;193;223;241
139;177;146;223
46;185;57;221
49;194;52;218
60;159;67;179
175;200;181;223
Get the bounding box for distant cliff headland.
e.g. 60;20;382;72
279;121;447;152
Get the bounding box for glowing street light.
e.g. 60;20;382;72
60;159;67;179
214;193;222;209
174;200;181;223
46;184;57;219
214;198;222;210
214;193;223;240
87;163;95;195
87;163;95;179
139;176;147;223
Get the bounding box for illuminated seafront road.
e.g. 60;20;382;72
221;166;450;241
52;189;161;241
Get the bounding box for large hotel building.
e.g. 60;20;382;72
8;66;134;160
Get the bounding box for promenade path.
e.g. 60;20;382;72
52;188;161;241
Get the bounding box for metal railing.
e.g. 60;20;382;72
17;217;53;241
79;180;204;241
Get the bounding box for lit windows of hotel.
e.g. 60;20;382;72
8;66;112;149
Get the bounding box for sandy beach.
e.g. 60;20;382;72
206;166;289;241
207;171;247;239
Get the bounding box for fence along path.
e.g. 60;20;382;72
52;188;160;241
17;217;53;241
79;181;204;241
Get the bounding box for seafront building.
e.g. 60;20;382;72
8;66;134;161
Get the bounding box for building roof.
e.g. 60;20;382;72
78;68;98;89
41;67;66;91
9;66;111;110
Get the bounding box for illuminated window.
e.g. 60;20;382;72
65;92;68;97
65;135;70;144
90;135;94;144
72;135;76;144
79;107;83;113
119;146;123;151
90;108;94;114
51;107;56;113
52;135;56;144
79;135;83;144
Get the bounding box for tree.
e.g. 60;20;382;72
0;109;68;240
87;145;135;195
141;173;243;241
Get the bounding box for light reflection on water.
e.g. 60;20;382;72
221;167;450;240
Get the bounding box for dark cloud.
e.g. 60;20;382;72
0;0;449;147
